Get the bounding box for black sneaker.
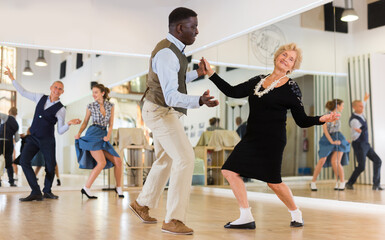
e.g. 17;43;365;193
345;183;354;190
290;220;304;227
372;185;384;191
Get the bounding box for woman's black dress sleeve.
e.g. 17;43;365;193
209;73;258;98
287;81;323;128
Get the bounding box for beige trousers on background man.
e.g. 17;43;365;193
137;100;195;222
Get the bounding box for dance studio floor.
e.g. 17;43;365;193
1;186;385;240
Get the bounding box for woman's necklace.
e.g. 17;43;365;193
254;74;287;98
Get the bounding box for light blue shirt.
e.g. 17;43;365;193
151;33;200;109
350;112;365;141
12;81;69;135
350;102;367;141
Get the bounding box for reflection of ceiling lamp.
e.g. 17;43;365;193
22;60;34;76
50;50;64;54
226;100;248;130
35;50;48;66
341;0;359;22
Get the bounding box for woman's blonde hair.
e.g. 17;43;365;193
273;43;303;74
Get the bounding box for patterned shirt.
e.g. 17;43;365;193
325;111;341;133
87;101;114;127
288;79;303;106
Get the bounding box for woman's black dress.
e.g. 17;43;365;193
209;73;323;183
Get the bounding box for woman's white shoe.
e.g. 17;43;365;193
310;182;317;191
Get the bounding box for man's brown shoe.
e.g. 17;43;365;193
161;219;194;235
129;201;157;223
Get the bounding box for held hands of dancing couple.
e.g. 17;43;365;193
196;59;219;107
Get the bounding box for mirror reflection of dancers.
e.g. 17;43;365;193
202;43;339;229
0;107;20;187
311;99;350;191
75;84;123;199
346;94;383;190
4;67;81;201
32;151;61;185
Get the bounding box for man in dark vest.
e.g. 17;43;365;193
346;94;383;190
4;66;81;201
129;7;218;235
0;107;20;187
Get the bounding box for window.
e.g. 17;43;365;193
0;46;17;84
0;90;16;115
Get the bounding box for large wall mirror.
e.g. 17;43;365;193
2;0;385;204
187;0;385;205
188;4;343;201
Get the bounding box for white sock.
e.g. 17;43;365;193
334;181;339;189
310;182;317;190
289;208;303;223
116;186;123;195
230;207;255;225
83;186;93;196
339;181;345;189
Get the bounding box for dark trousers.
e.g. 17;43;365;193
347;141;382;186
20;135;56;195
0;140;15;184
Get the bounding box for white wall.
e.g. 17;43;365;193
49;53;149;105
14;49;53;120
370;53;385;184
0;0;331;57
192;14;351;75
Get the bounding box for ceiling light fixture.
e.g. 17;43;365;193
22;60;34;76
341;0;359;22
35;49;48;66
50;50;64;54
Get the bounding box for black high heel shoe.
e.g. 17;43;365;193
114;188;124;198
81;188;97;199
